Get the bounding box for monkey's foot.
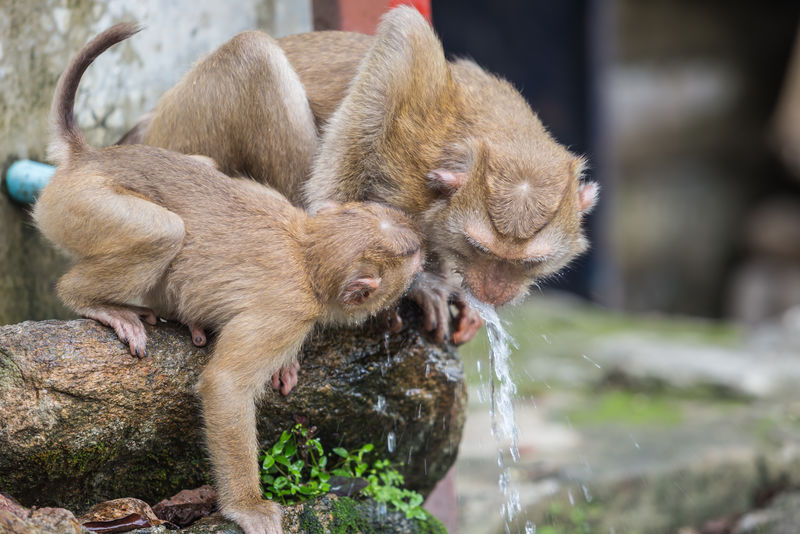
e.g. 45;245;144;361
186;322;207;347
224;500;283;534
450;293;484;345
271;361;300;396
82;304;156;358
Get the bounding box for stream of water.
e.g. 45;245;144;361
466;294;522;530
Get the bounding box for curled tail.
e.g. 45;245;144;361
48;23;141;164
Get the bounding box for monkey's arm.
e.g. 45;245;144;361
196;312;311;534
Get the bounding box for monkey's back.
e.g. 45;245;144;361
81;145;314;326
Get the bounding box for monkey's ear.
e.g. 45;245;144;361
578;182;598;213
341;277;382;305
427;169;467;195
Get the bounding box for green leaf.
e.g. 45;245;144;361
262;455;275;470
273;477;288;489
332;447;348;458
290;460;304;473
283;441;297;458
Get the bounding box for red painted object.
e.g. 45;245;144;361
317;0;431;33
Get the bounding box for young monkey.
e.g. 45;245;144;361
34;24;423;534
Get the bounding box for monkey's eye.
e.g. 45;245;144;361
464;235;490;256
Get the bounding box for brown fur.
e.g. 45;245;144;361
35;24;422;534
123;6;597;341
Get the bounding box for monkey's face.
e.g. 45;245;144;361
423;153;597;307
309;202;423;323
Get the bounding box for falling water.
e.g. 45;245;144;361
466;294;522;526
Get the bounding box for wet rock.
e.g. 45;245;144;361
78;498;167;530
172;495;446;534
0;304;466;512
151;486;217;527
0;494;83;534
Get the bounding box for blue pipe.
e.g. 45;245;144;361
4;160;56;204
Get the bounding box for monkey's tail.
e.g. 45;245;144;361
48;23;142;165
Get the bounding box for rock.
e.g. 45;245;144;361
78;497;167;530
151;486;217;527
0;304;466;512
0;494;83;534
174;495;446;534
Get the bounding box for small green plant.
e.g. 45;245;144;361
259;423;426;520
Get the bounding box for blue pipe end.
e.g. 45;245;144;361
4;160;56;204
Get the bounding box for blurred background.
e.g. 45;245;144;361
3;1;800;533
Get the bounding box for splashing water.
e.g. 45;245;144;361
525;521;536;534
387;431;396;453
467;294;522;525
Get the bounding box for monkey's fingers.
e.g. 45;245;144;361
270;362;300;396
280;362;300;396
187;323;207;346
83;305;149;358
452;308;484;345
223;500;283;534
450;294;484;345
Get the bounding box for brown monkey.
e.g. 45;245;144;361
35;24;423;534
125;7;597;343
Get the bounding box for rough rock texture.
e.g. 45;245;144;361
0;492;446;534
0;307;466;513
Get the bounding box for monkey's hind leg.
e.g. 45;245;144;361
45;178;186;357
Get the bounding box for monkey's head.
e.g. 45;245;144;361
423;142;598;307
304;202;424;324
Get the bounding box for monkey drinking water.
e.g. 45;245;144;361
124;7;598;344
35;24;423;534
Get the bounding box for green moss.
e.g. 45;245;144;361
415;509;447;534
300;502;325;534
331;497;372;533
565;390;683;427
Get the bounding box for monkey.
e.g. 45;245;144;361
34;24;423;534
122;6;598;344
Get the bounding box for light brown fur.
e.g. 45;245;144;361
124;7;597;342
35;24;422;534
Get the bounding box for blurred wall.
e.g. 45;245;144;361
610;1;800;316
0;0;311;325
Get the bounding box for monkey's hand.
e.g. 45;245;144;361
450;290;485;345
271;361;300;396
407;272;483;345
82;304;157;358
223;500;283;534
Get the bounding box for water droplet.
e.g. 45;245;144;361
525;521;536;534
375;395;386;412
477;360;482;373
417;403;423;418
541;334;551;344
582;354;601;368
425;363;430;376
582;484;592;503
387;431;396;453
629;432;640;449
568;488;575;505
